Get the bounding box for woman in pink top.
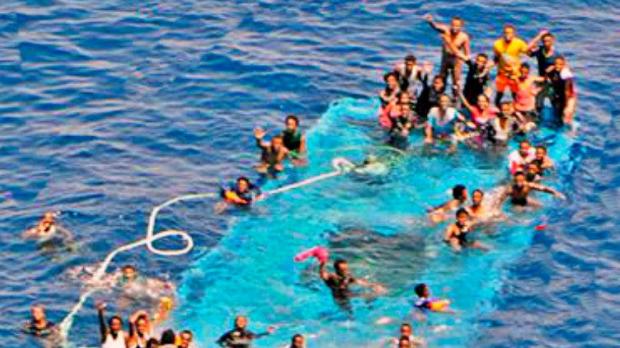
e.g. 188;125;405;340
460;91;498;127
514;63;544;116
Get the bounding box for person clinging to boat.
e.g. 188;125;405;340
219;176;264;209
281;115;307;166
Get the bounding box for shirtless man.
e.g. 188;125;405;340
424;14;471;93
428;184;468;223
498;171;565;208
254;128;289;174
23;211;72;241
319;258;385;311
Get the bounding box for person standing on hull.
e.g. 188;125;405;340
394;54;426;99
424;14;471;96
492;24;530;107
423;94;465;152
527;30;562;113
97;303;129;348
514;63;545;123
216;315;275;348
546;56;577;127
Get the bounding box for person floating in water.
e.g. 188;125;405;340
254;128;289;175
319;258;386;310
22;304;59;339
424;14;471;95
390;322;425;348
498;171;565;208
428;184;468;223
281;115;307;166
23;211;72;242
444;208;489;252
97;302;129;348
413;283;453;313
532;145;555;175
216;315;275;348
219;177;264;209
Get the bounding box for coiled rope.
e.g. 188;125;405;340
59;159;352;345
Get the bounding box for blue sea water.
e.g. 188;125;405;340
0;1;618;347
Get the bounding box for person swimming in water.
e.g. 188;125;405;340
532;145;555;175
428;184;468;223
281;115;307;166
498;171;565;209
254;128;289;175
219;176;264;209
413;283;453;314
23;211;72;241
216;315;275;348
390;322;424;348
289;333;305;348
97;302;129;348
22;304;59;339
545;56;577;127
319;258;386;310
444;208;489;252
466;189;487;221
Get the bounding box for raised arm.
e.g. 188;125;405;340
424;14;448;34
319;262;330;281
97;303;107;343
527;30;549;53
529;183;565;199
254;128;269;148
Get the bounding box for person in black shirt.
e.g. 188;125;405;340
216;315;275;348
415;75;446;122
527;30;562;113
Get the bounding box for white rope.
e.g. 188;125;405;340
58;160;350;345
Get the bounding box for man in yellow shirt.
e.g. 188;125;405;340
493;24;529;107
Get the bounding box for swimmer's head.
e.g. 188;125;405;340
31;304;46;322
404;54;417;68
472;189;484;206
398;91;411;105
179;330;193;348
476;94;490;110
527;163;540;175
554;56;566;71
291;333;305;348
121;265;138;281
236;176;251;192
475;53;488;69
271;135;284;150
414;283;429;298
513;171;527;187
450;16;464;34
384;72;399;89
500;101;514;116
334;259;349;277
234;315;248;329
452;184;467;202
519;140;531;157
520;62;530;78
542;32;555;49
285;115;300;131
399;336;412;348
456;208;470;224
503;24;516;42
535;146;547;160
433;76;445;92
400;323;412;337
109;315;123;333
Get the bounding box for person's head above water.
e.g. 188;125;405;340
334;259;350;277
452;184;467;202
519;140;531;157
234;315;248;329
476;94;490;110
414;283;430;298
271;135;284;150
554;56;566;72
285;115;300;132
438;94;451;111
121;265;137;281
456;208;470;225
450;16;464;35
535;146;548;160
472;189;484;206
503;24;516;42
433;75;445;92
109;315;123;333
236;176;251;193
398;91;412;105
475;53;488;69
400;323;412;337
500;101;514;116
513;171;527;187
290;333;305;348
384;72;399;90
399;336;412;348
30;304;47;323
404;54;417;68
179;330;193;348
135;314;149;334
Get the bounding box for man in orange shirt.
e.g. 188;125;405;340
492;24;529;107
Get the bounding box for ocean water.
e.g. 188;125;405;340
0;1;618;347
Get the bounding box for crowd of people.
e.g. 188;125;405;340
22;14;576;348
